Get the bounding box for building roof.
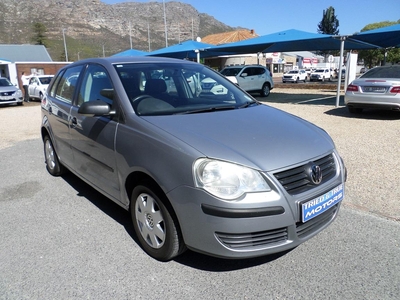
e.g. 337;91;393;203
0;45;52;62
202;29;258;45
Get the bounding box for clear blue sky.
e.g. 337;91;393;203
101;0;400;36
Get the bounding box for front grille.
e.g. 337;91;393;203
296;204;339;238
0;91;15;96
216;228;288;250
273;154;336;195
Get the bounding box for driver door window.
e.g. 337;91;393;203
77;65;114;107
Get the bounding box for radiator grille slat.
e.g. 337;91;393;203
274;154;336;195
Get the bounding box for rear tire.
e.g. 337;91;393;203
43;135;66;176
260;83;271;97
130;181;185;261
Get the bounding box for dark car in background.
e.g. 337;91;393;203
345;65;400;113
41;56;346;261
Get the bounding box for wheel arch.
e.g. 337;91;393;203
126;171;186;246
125;172;181;226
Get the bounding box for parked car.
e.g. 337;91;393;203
220;65;274;96
0;77;23;106
282;69;307;83
305;68;315;77
41;56;346;261
345;65;400;114
359;67;368;74
28;75;54;101
334;69;346;79
309;68;333;82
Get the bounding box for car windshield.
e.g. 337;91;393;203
315;69;325;73
39;76;53;85
0;78;13;87
220;68;242;76
288;70;298;74
360;66;400;79
114;62;256;116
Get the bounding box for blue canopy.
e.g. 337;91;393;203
112;48;147;56
146;40;223;59
209;29;378;54
348;24;400;48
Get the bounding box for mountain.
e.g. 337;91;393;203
0;0;238;61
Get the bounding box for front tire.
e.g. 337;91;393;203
131;181;185;261
43;135;66;176
260;83;271;97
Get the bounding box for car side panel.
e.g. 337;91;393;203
69;107;120;201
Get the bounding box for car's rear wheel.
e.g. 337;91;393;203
260;83;271;97
131;181;185;261
43;135;66;176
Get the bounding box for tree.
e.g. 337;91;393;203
317;7;339;35
32;22;48;47
358;21;400;67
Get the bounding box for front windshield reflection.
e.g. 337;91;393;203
114;62;255;116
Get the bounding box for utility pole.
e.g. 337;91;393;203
163;0;168;47
62;28;68;62
129;21;133;49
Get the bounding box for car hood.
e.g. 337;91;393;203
142;105;334;171
0;86;18;92
224;76;238;84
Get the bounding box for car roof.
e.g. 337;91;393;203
73;56;198;66
223;64;266;69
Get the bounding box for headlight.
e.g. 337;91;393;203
193;158;271;200
15;90;23;98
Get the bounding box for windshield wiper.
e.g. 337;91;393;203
239;101;260;108
175;105;236;115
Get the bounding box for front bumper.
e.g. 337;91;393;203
167;180;344;259
0;96;24;105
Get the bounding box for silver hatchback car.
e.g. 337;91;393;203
41;56;346;261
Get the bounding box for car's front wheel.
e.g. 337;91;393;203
260;83;271;97
43;135;66;176
131;181;185;261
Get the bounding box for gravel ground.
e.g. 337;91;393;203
1;90;399;221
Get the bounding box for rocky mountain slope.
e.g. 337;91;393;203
0;0;237;60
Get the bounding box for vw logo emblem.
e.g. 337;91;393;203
311;164;322;185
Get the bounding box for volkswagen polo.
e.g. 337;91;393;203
41;56;346;261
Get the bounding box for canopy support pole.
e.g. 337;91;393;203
336;36;346;107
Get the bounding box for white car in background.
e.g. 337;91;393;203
28;75;54;101
0;77;23;106
220;65;274;97
282;69;307;83
309;68;333;82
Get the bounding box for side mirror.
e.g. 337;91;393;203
240;73;248;77
100;88;114;100
78;100;113;116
